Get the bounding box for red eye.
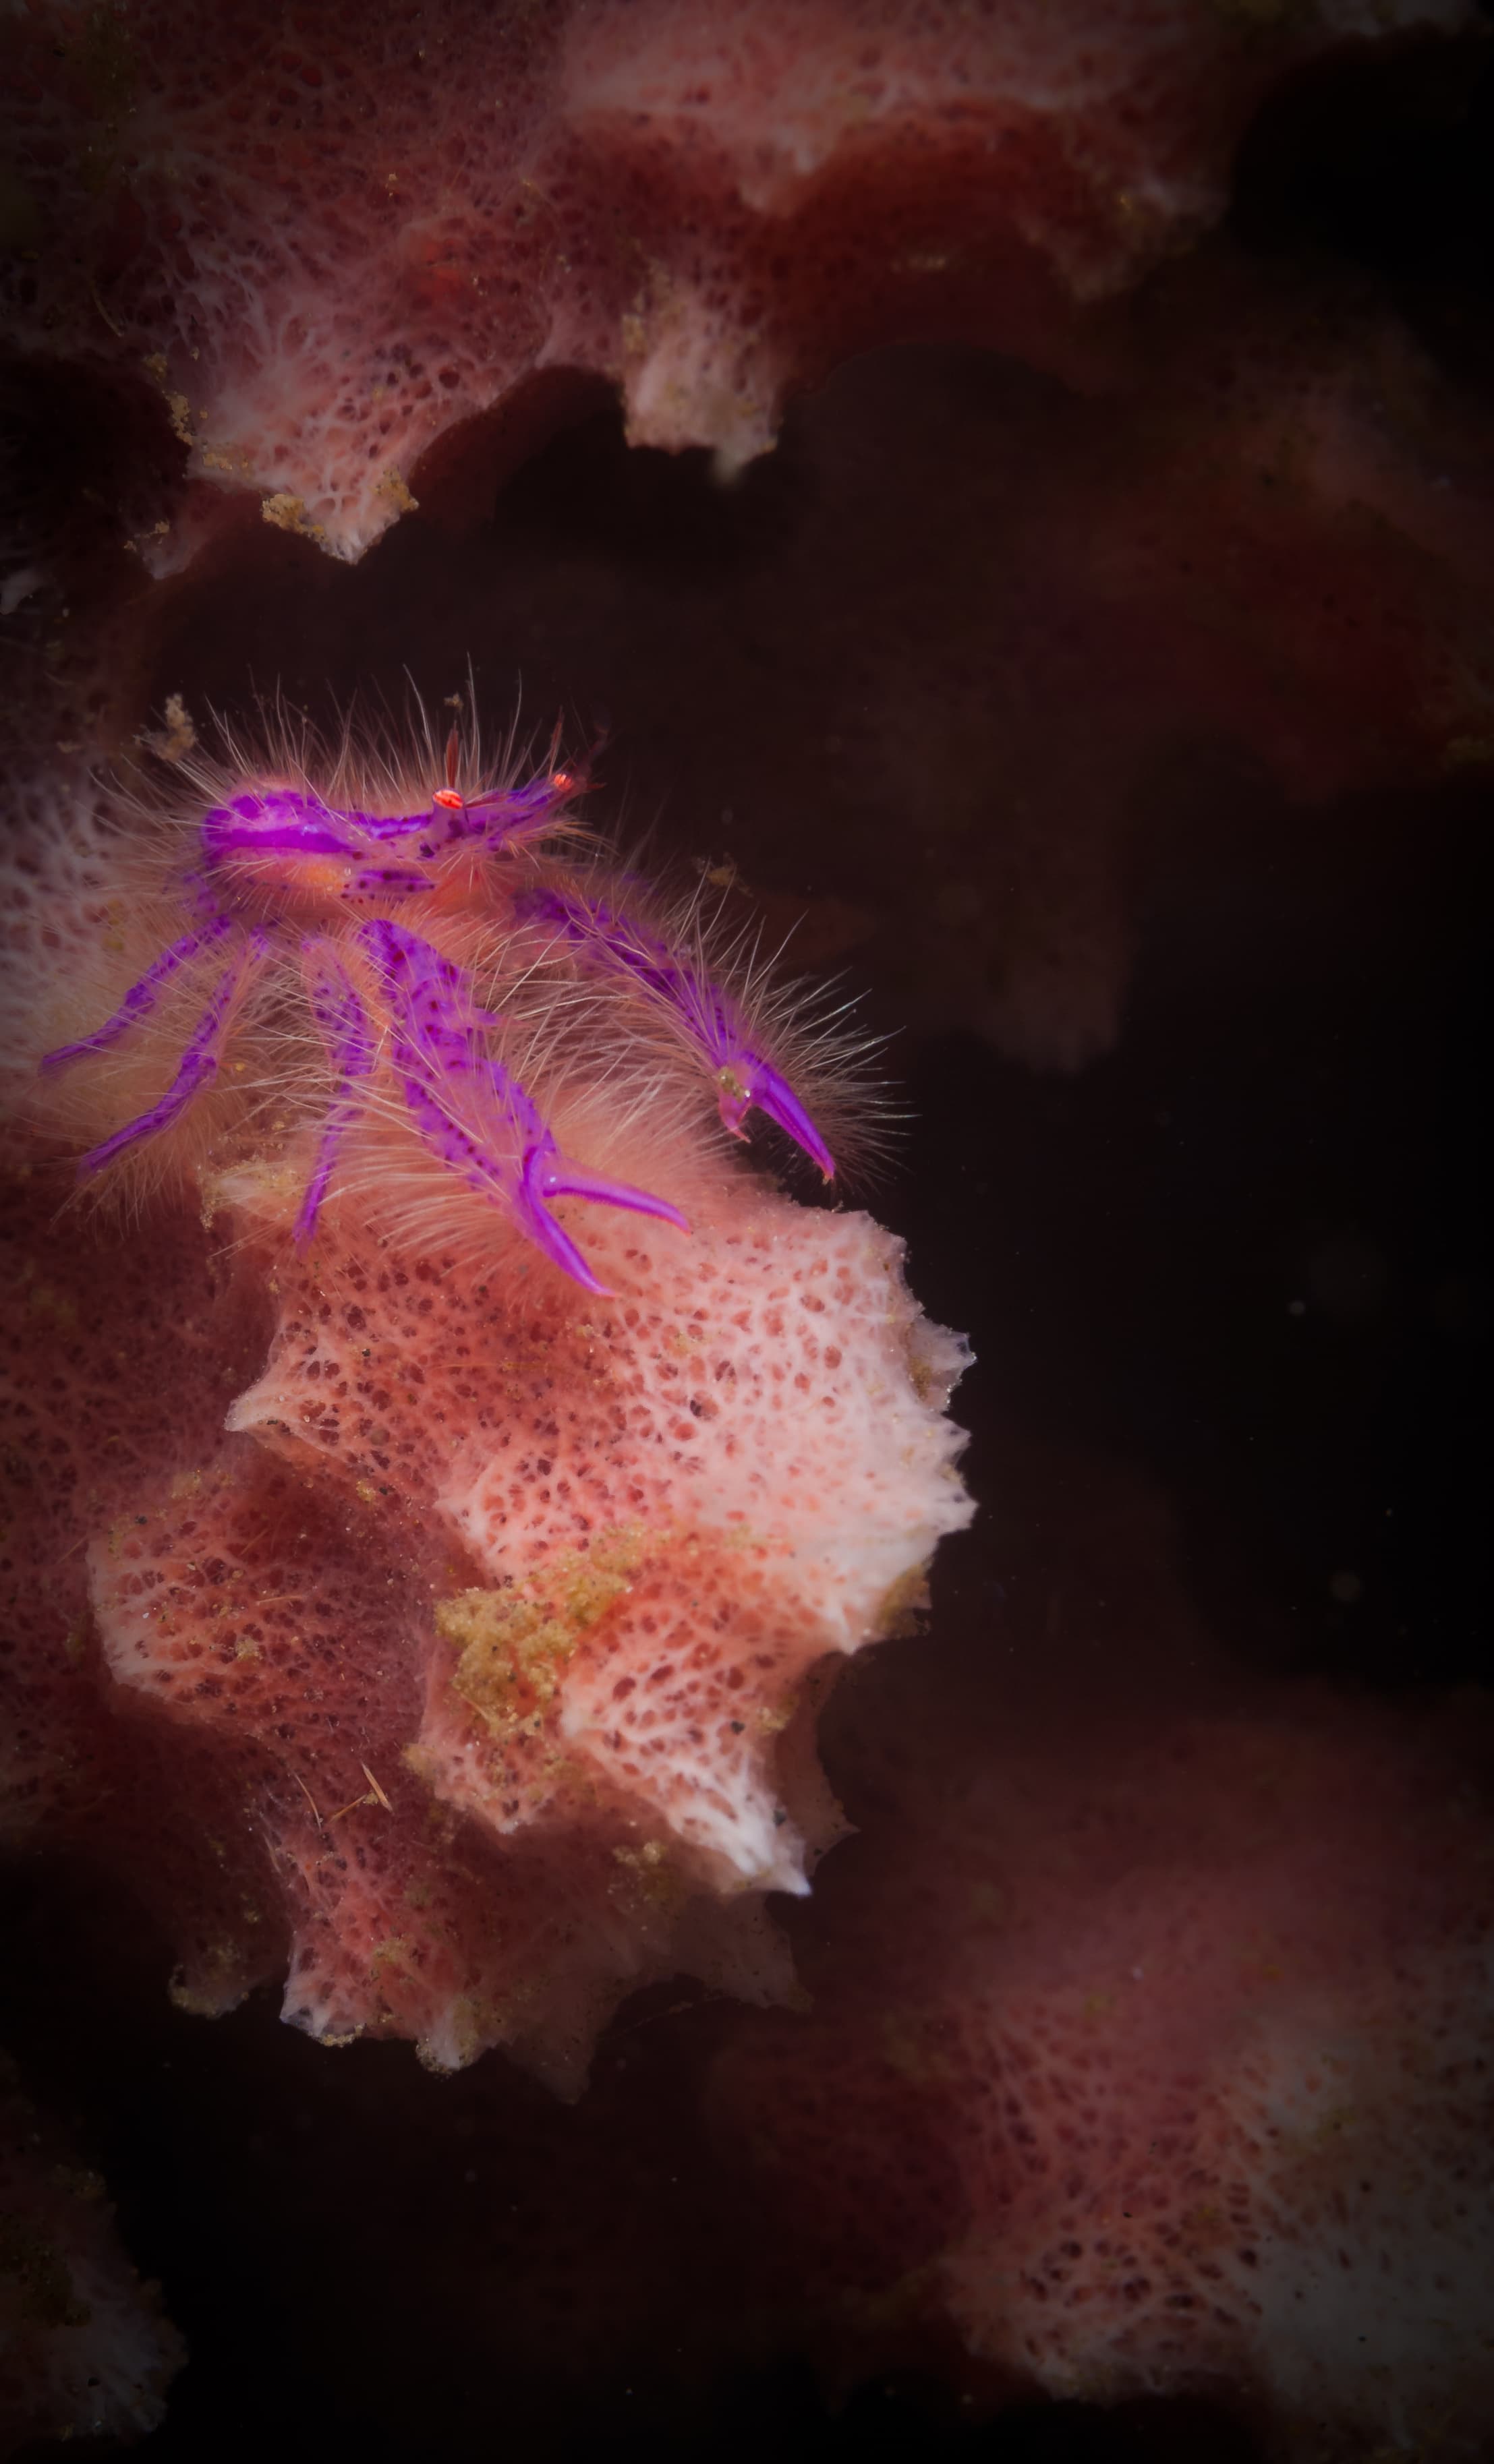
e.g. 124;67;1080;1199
432;788;465;809
551;771;575;792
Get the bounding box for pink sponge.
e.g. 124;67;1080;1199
1;0;1471;565
711;1571;1494;2453
2;1162;970;2087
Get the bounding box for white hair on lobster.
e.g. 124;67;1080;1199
16;693;882;1291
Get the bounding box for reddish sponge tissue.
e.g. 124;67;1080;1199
1;1166;970;2089
711;1574;1494;2451
0;0;1471;564
227;1187;970;1908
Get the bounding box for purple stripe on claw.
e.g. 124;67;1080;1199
360;917;687;1293
76;933;262;1176
294;940;378;1245
716;1054;836;1183
515;1150;690;1298
516;885;836;1181
41;913;236;1068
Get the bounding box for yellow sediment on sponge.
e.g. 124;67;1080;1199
438;1527;652;1730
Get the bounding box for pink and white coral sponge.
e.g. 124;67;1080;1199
3;723;971;2087
712;1652;1494;2455
1;0;1473;568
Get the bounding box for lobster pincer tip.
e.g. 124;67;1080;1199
717;1059;836;1183
521;1149;691;1293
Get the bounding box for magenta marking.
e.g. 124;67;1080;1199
41;913;236;1068
199;771;578;912
203;790;362;862
425;769;579;853
517;885;836;1181
342;865;433;900
360;917;687;1292
293;941;378;1245
76;933;263;1176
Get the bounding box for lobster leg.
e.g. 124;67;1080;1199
42;913;237;1068
360;917;687;1292
515;883;835;1181
293;939;378;1244
77;932;264;1176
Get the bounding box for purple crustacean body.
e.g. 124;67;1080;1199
38;724;838;1291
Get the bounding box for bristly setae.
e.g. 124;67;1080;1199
35;701;868;1293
